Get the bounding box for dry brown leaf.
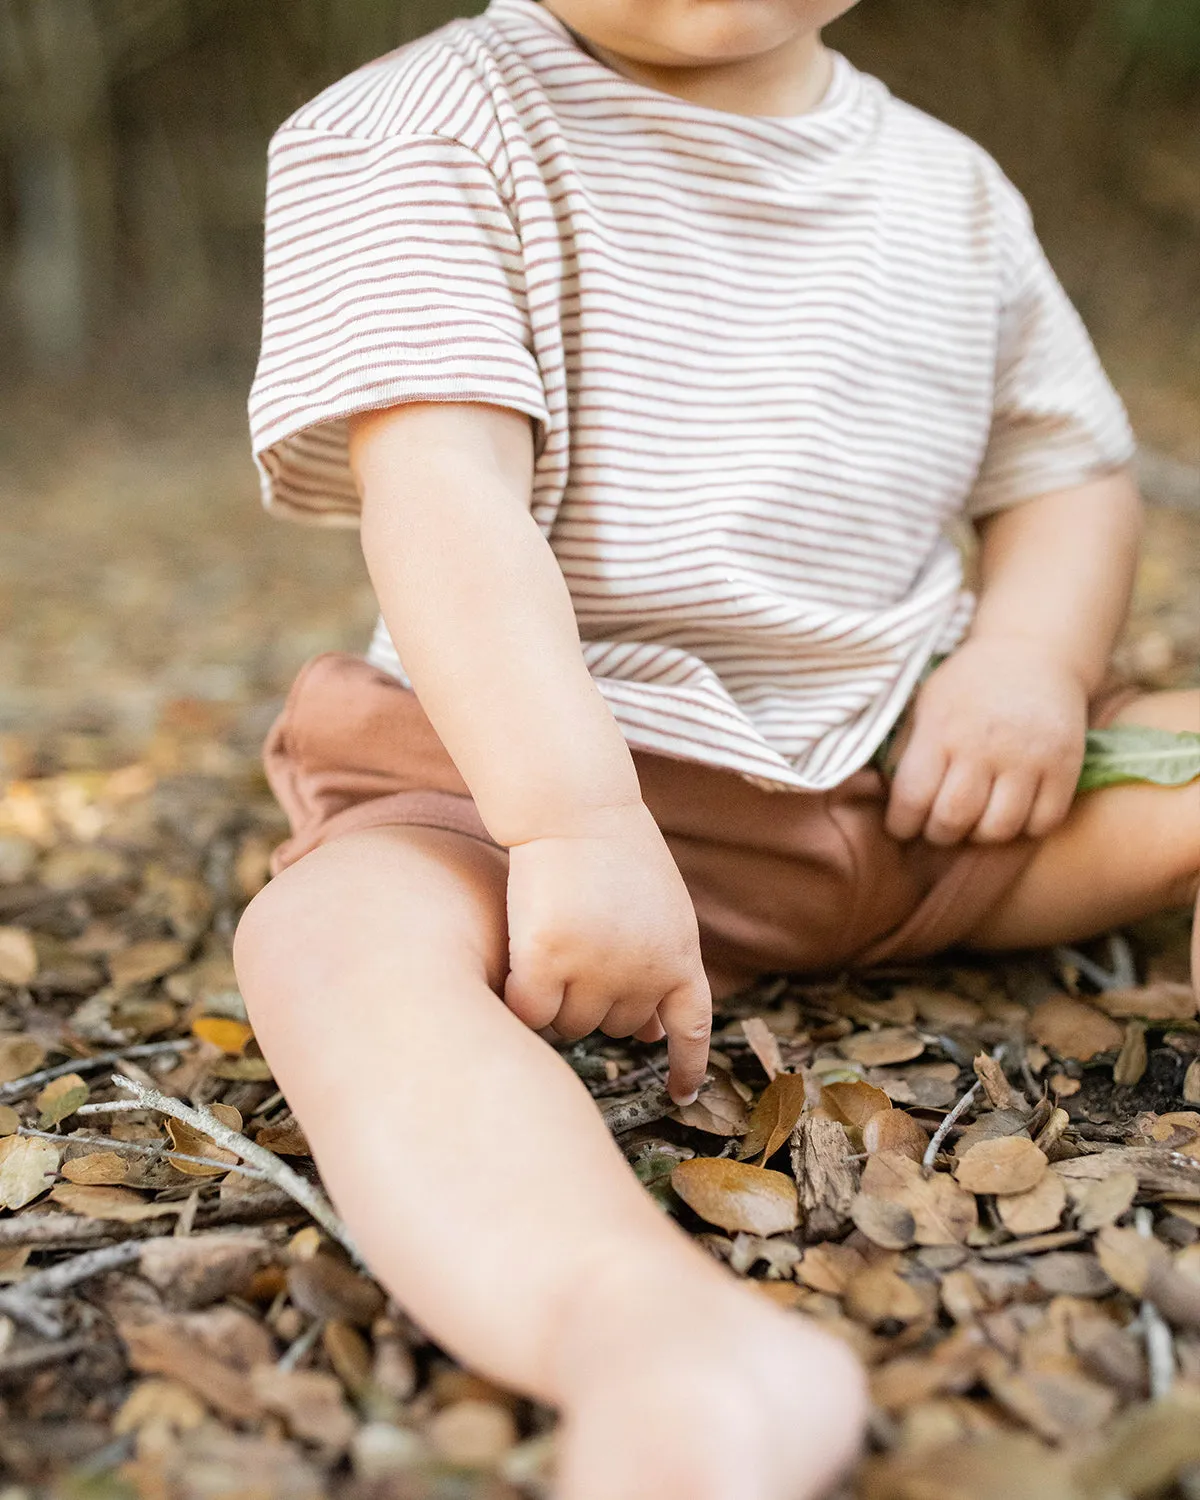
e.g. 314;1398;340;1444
1065;1170;1138;1231
860;1151;977;1246
955;1137;1048;1196
35;1070;88;1127
0;1035;45;1085
254;1119;310;1156
671;1157;799;1235
251;1365;356;1450
951;1110;1029;1161
838;1027;925;1067
795;1241;867;1294
674;1070;750;1136
1184;1059;1200;1106
996;1171;1067;1235
120;1309;271;1422
1049;1072;1081;1098
740;1017;783;1080
1113;1020;1148;1087
108;938;190;988
741;1073;808;1163
817;1079;893;1133
114;1378;207;1442
983;1359;1117;1443
60;1150;129;1185
860;1433;1078;1500
427;1398;519;1467
0;1134;60;1209
1073;1389;1200;1497
0;1105;18;1136
862;1108;928;1163
871;1061;960;1109
973;1053;1027;1113
844;1263;931;1331
850;1193;916;1249
1091;981;1197;1022
903;988;984;1030
287;1250;385;1327
50;1182;182;1221
139;1233;272;1308
165;1100;243;1176
322;1320;373;1399
1030;1253;1114;1298
1028;994;1123;1061
0;927;38;987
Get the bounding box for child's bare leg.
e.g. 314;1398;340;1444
233;825;865;1500
965;690;1200;972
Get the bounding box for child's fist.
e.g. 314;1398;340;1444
502;802;712;1104
885;638;1089;847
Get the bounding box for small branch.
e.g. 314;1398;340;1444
1137;1206;1176;1399
110;1077;355;1258
1054;945;1125;993
0;1334;95;1384
922;1080;981;1170
599;1083;674;1135
17;1125;268;1179
277;1317;323;1373
0;1040;193;1105
0;1243;142;1340
17;1241;141;1298
0;1192;304;1248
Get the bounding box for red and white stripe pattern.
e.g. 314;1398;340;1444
250;0;1134;791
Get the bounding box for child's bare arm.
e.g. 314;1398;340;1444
885;469;1143;847
349;401;711;1101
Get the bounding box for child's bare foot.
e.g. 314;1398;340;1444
551;1251;867;1500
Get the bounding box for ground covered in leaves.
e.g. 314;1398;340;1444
0;706;1199;1500
1;386;1199;1499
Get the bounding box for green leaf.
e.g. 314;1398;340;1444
1079;726;1200;793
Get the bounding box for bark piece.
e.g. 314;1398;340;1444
791;1115;859;1242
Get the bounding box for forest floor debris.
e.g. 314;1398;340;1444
0;694;1198;1499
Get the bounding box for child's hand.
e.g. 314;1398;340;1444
503;802;712;1104
884;638;1089;847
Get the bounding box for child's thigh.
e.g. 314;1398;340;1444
965;688;1200;950
233;823;512;1017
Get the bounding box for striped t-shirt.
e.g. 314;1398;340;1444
249;0;1135;792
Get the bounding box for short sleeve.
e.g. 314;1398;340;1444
966;188;1135;520
249;128;550;525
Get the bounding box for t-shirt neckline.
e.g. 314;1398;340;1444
485;0;863;135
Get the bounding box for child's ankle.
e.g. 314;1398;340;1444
546;1236;733;1398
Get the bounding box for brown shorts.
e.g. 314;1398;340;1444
263;652;1121;998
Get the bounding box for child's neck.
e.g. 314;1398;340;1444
572;29;832;118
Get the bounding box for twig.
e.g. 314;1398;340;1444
0;1333;95;1383
110;1076;355;1258
922;1080;981;1170
1137;1206;1175;1399
0;1040;193;1105
599;1083;674;1135
0;1191;304;1248
1054;944;1125;993
0;1287;64;1338
17;1125;269;1178
14;1240;141;1297
278;1317;323;1372
0;1242;142;1340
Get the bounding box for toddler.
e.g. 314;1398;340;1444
235;1;1200;1495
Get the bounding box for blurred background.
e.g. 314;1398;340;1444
1;0;1198;777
